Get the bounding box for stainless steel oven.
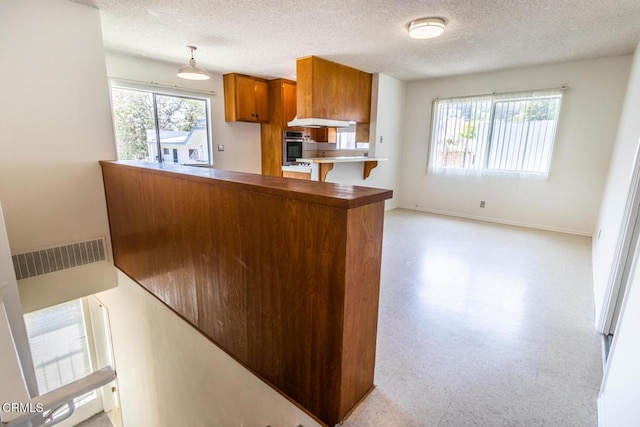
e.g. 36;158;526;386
283;131;304;165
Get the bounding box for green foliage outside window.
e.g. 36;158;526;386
112;88;206;161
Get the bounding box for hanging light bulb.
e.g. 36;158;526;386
177;45;209;80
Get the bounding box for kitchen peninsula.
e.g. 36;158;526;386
100;161;392;426
282;156;387;182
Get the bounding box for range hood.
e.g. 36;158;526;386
287;116;351;128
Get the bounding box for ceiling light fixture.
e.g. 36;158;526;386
177;45;209;80
408;17;446;39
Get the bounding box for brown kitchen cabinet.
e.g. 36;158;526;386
356;123;370;143
305;127;328;143
296;56;372;123
261;79;297;176
282;170;311;180
224;73;269;123
298;128;338;143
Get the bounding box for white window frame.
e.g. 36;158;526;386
23;298;104;426
109;79;213;165
428;87;567;177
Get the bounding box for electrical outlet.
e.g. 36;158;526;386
379;136;384;144
217;144;224;151
480;200;486;208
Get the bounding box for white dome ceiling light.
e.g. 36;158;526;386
408;17;446;39
177;45;209;80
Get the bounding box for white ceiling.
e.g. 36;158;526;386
72;0;640;81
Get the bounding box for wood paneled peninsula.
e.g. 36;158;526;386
100;161;392;426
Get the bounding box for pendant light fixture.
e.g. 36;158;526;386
177;45;209;80
408;17;446;39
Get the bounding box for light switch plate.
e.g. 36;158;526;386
218;144;224;151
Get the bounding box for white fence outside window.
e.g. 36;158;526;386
429;89;565;176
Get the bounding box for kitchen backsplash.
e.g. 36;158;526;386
303;149;368;158
303;141;368;158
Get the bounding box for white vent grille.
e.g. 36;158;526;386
11;238;106;280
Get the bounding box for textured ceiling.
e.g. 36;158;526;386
71;0;640;81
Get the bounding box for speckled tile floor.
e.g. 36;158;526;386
344;209;602;427
75;412;113;427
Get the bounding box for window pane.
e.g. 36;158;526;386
488;99;528;171
487;95;561;173
431;97;491;171
336;128;356;149
111;88;156;161
24;299;92;394
155;95;210;164
429;90;562;175
111;86;212;165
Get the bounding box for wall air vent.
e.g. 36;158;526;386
11;238;107;280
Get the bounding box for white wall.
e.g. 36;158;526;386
105;52;262;174
598;237;640;426
97;272;321;427
324;73;406;209
0;0;117;412
18;263;117;314
592;43;640;324
0;0;116;255
400;56;632;235
594;41;640;426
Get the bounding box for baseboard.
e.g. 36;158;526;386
399;205;592;237
384;200;398;212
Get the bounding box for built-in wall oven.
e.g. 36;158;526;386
283;130;304;165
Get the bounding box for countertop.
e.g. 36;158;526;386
100;161;392;209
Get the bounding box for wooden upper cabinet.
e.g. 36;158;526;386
296;56;372;123
356;123;370;143
254;79;269;121
304;127;335;143
224;73;269;123
261;79;297;176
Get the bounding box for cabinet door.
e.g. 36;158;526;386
296;56;371;123
236;75;258;121
355;123;370;143
282;81;297;127
254;80;269;123
309;128;338;143
341;70;372;123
